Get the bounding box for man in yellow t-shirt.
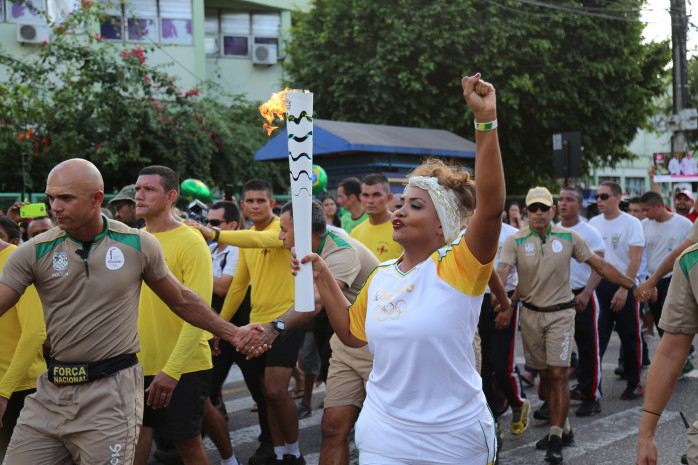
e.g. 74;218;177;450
0;239;46;462
350;174;403;261
192;179;304;464
133;166;215;465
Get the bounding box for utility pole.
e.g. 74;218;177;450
671;0;690;154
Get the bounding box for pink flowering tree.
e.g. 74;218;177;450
0;0;287;196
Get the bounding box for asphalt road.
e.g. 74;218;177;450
150;333;698;465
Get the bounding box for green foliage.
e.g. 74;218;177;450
285;0;670;193
0;1;287;196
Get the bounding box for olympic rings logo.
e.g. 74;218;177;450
373;300;407;321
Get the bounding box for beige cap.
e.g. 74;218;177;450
525;187;554;207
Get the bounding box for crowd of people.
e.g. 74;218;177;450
0;73;697;465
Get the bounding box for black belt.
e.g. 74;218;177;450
522;301;577;312
47;353;138;385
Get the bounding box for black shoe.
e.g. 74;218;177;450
682;453;688;464
249;443;276;465
545;434;564;464
535;430;575;450
576;398;601;417
280;454;306;465
533;402;550;421
620;383;644;400
569;384;583;401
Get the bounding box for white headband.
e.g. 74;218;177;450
405;176;463;244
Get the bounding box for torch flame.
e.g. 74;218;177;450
259;87;290;136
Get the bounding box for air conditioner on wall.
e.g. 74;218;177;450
17;23;50;44
252;43;277;65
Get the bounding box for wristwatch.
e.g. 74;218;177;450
271;319;287;336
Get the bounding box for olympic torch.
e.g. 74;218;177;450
259;89;314;312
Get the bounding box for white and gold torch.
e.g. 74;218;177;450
259;89;314;312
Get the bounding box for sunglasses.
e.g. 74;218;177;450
595;193;610;201
206;219;223;227
527;204;551;213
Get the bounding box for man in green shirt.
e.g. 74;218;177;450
337;177;367;234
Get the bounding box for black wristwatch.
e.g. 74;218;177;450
271;319;287;336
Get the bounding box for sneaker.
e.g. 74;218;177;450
249;443;275;465
511;399;531;435
533;402;550;421
520;370;536;387
576;398;601;417
679;359;694;380
297;403;312;419
620;383;644;400
280;454;306;465
569;384;583;401
535;430;575;449
545;434;564;464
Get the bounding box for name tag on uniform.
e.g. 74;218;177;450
51;363;89;384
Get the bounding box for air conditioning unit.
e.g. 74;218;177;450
252;43;277;65
17;23;50;44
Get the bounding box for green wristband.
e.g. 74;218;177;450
474;119;498;131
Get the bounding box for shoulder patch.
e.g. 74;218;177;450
679;248;698;280
108;229;142;252
36;234;67;260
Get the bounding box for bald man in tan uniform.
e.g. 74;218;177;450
0;159;262;465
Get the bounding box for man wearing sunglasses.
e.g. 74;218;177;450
589;182;646;402
498;186;636;464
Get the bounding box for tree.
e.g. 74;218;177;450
285;0;670;193
0;1;287;196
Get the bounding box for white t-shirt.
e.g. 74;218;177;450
488;223;518;293
642;214;692;277
348;233;491;432
209;243;239;279
557;221;605;290
589;212;645;275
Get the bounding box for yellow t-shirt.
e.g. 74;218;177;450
220;217;295;325
350;219;403;262
137;224;213;380
0;245;46;398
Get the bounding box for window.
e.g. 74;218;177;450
207;10;280;59
126;0;157;42
160;0;191;45
625;177;645;197
204;7;218;55
99;0;122;40
6;0;45;24
0;2;4;21
221;10;249;57
99;0;192;44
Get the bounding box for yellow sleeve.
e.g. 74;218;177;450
348;268;378;342
162;239;213;381
220;250;251;322
436;235;494;296
0;286;46;398
219;228;283;249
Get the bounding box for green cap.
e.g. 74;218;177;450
109;184;136;204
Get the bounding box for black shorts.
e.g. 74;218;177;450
142;370;210;441
247;327;304;376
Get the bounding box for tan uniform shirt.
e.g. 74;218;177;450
500;224;593;308
0;217;169;363
320;231;379;303
659;243;698;334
